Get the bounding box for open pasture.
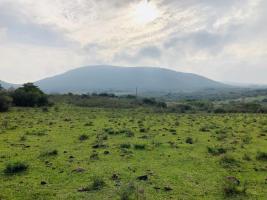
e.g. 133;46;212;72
0;105;267;199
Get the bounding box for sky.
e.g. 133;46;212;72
0;0;267;84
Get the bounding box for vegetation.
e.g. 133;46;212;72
4;162;28;175
12;83;49;107
0;92;12;112
0;104;266;199
1;85;267;199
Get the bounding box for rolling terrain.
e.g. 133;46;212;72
1;66;228;93
0;105;266;199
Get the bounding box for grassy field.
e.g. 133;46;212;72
0;105;267;199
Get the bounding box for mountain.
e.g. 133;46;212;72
35;65;228;94
0;80;19;89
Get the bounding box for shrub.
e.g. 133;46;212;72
4;162;28;175
0;93;12;112
134;144;146;150
26;130;47;136
79;134;89;141
256;152;267;161
220;155;240;168
12;83;48;107
120;143;131;149
223;177;247;197
78;176;105;192
119;182;136;200
207;146;227;156
42;107;49;112
185;137;194;144
120;129;135;137
139;128;147;133
214;108;226;113
40;149;58;157
142;98;157;105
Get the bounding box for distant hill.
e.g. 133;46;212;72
0;80;19;89
34;65;228;94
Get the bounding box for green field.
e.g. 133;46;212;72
0;105;267;199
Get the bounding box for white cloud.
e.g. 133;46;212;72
0;0;267;84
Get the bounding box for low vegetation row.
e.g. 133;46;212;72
1;83;267;113
0;83;49;112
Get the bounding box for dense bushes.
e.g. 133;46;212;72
168;100;267;114
0;92;12;112
12;83;48;107
0;83;48;110
215;102;267;113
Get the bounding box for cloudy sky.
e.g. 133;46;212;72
0;0;266;84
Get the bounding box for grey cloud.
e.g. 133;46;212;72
113;46;161;63
138;46;161;58
0;0;267;84
0;2;71;47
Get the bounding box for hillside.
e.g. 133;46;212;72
35;66;227;93
0;80;18;89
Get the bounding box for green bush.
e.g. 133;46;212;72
119;182;136;200
4;162;28;175
120;143;131;149
207;146;227;156
185;137;194;144
40;149;58;157
12;83;48;107
256;152;267;161
79;134;89;141
134;144;146;150
0;92;12;112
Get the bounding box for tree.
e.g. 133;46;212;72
0;89;12;112
12;83;48;107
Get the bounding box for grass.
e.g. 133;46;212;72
0;105;266;199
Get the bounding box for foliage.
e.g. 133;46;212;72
12;83;48;107
0;91;12;112
4;162;28;175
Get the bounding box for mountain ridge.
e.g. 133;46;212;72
35;65;228;93
1;65;229;93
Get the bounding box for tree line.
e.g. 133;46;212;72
0;83;49;112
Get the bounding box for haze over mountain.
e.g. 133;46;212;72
0;80;19;89
30;66;227;94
